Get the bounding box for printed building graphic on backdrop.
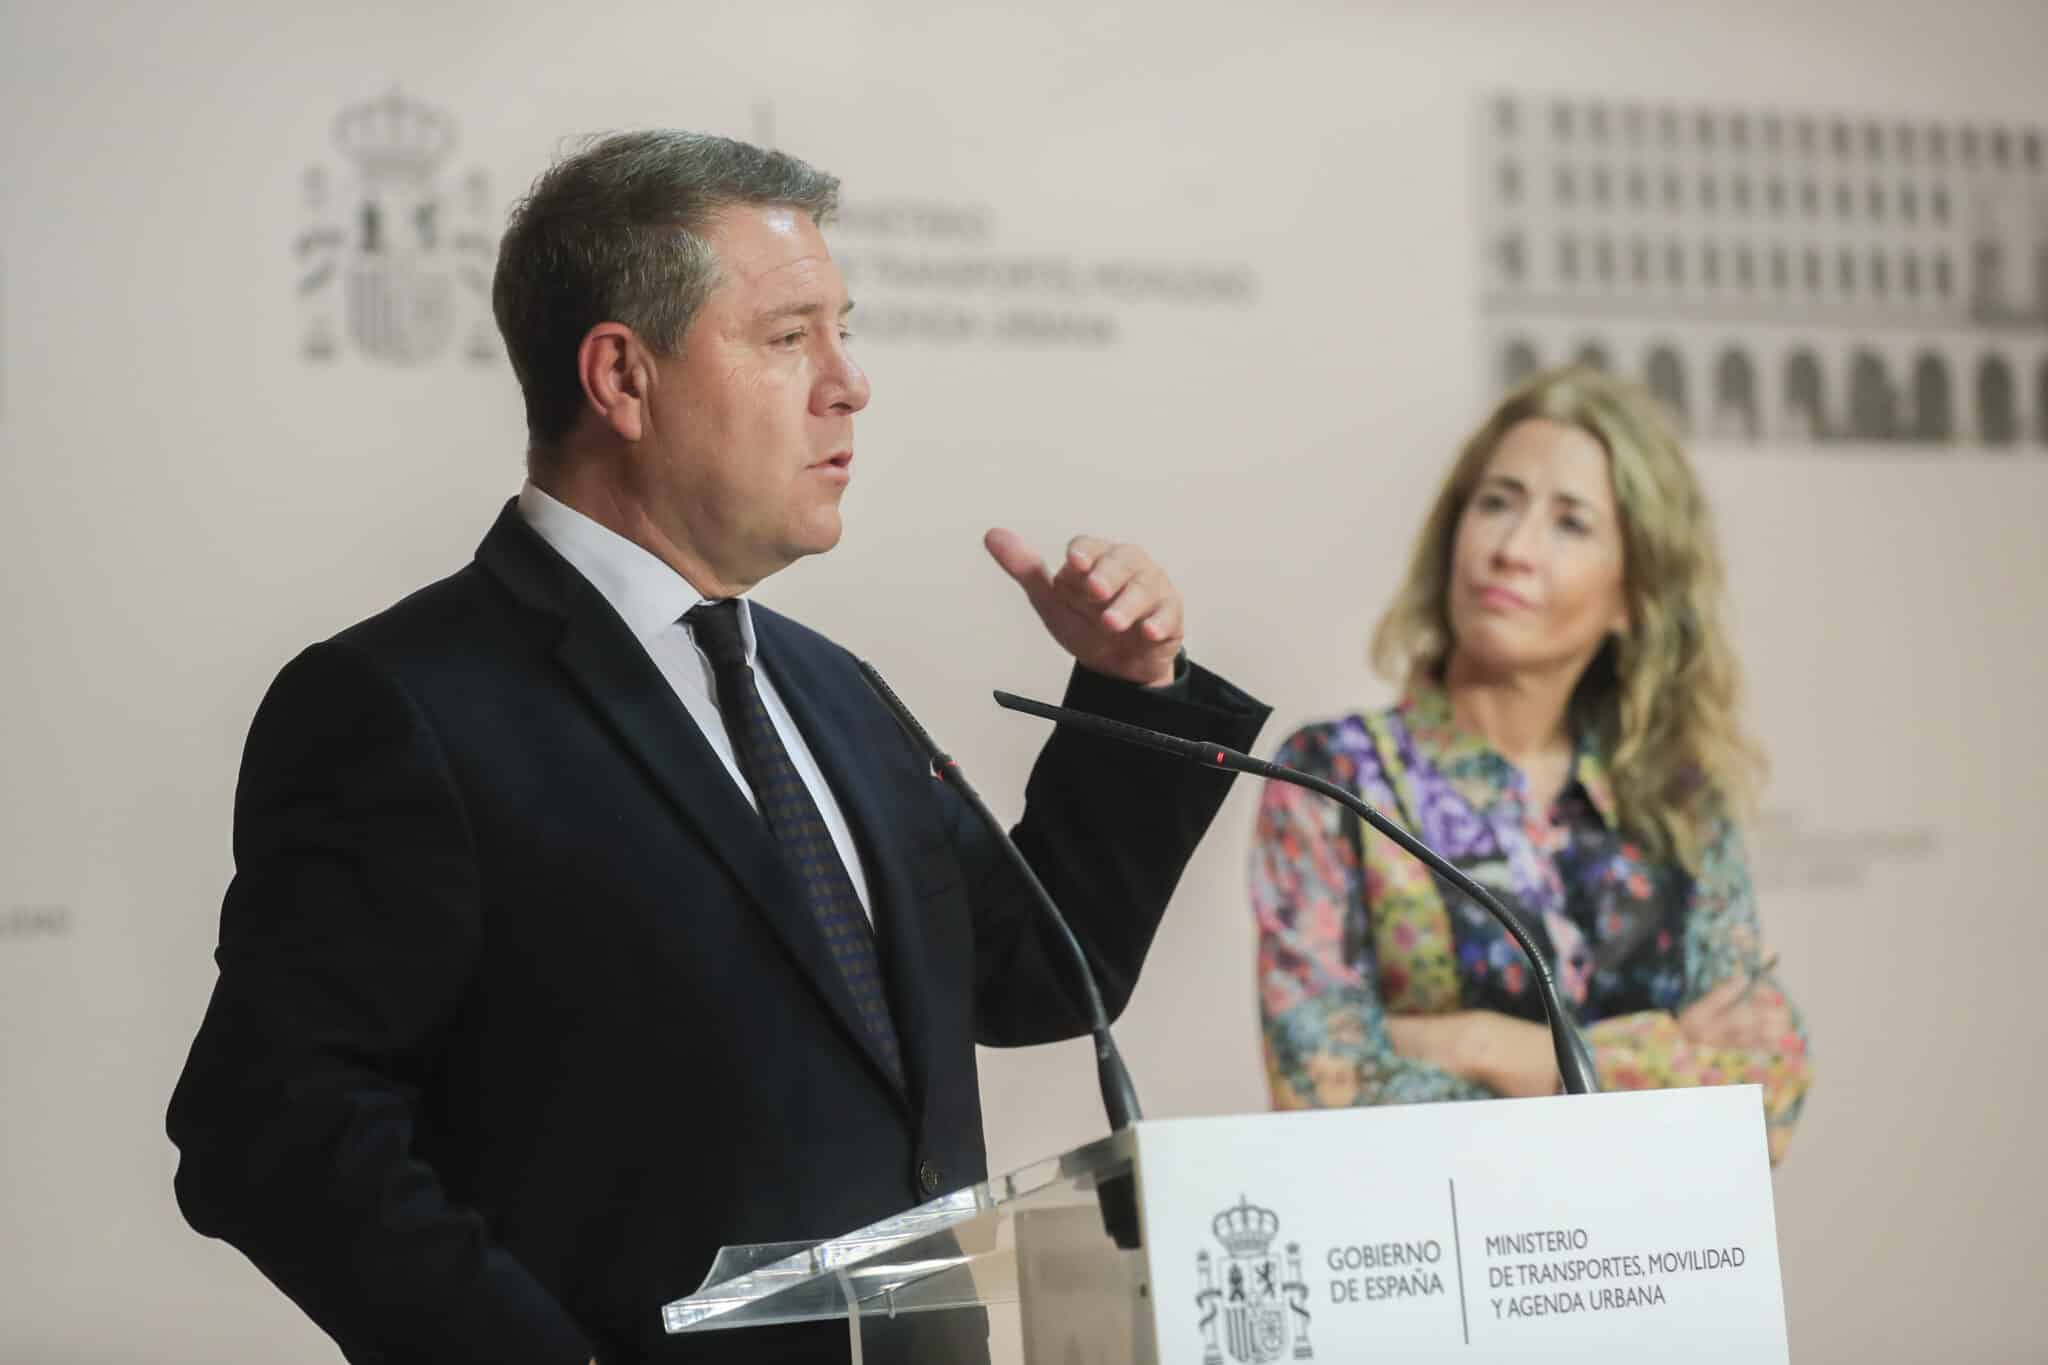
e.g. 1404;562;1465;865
1479;95;2048;449
297;90;497;368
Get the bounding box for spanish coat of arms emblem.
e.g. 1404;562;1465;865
1195;1196;1313;1363
296;89;497;367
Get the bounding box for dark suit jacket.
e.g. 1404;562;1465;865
167;503;1267;1364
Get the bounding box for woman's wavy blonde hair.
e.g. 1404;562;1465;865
1371;364;1765;868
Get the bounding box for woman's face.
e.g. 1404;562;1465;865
1447;417;1629;681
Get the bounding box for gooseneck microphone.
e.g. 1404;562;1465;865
992;690;1602;1097
855;661;1146;1133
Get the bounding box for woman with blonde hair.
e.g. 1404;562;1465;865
1251;365;1810;1162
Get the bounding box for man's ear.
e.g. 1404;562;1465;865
576;322;652;442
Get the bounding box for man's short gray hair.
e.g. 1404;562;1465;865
491;130;840;452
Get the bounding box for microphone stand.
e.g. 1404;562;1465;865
856;663;1149;1247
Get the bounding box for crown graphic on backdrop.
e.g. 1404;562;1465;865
296;87;498;368
332;89;457;184
1211;1198;1282;1258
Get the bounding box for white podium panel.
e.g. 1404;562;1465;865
1134;1086;1786;1363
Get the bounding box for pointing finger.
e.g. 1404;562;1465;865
984;527;1055;606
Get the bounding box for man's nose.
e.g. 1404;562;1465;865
817;340;870;415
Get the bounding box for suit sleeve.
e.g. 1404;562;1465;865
965;659;1269;1046
166;640;595;1365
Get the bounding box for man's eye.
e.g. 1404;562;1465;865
773;330;805;347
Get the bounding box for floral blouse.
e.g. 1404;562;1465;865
1251;685;1811;1161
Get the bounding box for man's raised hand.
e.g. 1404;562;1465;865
984;528;1184;688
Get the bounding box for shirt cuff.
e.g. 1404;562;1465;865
1078;649;1190;697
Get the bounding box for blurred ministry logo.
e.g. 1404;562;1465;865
296;90;497;368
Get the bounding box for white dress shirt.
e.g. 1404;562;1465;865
517;482;874;920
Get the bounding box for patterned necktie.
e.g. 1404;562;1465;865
684;600;905;1090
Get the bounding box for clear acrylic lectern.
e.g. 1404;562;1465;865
660;1126;1152;1363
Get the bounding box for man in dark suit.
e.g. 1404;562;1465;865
167;131;1267;1364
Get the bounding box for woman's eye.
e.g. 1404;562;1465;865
1559;516;1591;536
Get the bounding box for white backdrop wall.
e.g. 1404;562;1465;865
2;2;2044;1361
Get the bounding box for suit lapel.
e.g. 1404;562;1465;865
475;504;910;1104
753;610;940;1118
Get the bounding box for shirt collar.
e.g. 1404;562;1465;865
516;481;756;660
1398;679;1618;830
